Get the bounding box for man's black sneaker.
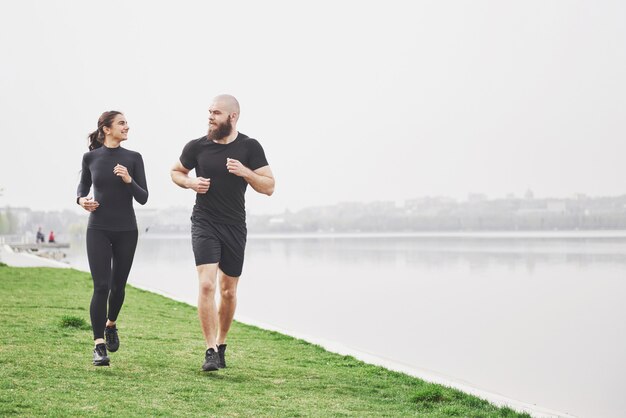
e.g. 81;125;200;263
104;326;120;352
202;348;220;371
93;343;110;366
217;344;227;369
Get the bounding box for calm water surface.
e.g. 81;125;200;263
65;232;626;418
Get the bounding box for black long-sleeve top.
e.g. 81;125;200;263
77;146;148;231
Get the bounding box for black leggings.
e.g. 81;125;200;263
86;228;138;339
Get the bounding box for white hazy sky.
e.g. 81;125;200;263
1;1;625;215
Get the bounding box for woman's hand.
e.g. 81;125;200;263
113;164;132;184
79;197;99;212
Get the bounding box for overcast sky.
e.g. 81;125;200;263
1;1;625;215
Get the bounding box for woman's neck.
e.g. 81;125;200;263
103;138;121;148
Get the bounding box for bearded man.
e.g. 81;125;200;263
170;94;275;371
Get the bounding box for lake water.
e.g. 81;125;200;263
64;231;626;418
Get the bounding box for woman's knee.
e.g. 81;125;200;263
92;281;109;296
109;285;125;297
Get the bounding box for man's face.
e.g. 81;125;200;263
207;103;233;141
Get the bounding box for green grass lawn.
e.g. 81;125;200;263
0;265;530;417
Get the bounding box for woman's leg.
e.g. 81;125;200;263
86;228;113;341
107;229;138;323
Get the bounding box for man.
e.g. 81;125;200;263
36;227;45;244
170;94;274;371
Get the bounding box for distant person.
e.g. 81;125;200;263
77;111;149;366
36;227;45;244
170;94;274;371
48;230;55;243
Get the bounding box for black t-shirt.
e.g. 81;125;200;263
77;146;149;231
179;132;268;225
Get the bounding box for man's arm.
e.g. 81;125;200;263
170;160;211;194
226;159;275;196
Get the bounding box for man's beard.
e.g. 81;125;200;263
207;118;233;141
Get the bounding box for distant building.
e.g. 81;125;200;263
467;193;487;203
546;200;567;213
524;189;534;200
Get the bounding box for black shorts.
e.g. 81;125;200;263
191;209;247;277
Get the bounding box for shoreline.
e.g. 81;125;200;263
0;244;575;418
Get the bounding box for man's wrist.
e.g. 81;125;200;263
242;167;253;180
76;196;82;205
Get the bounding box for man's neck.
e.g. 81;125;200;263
212;131;238;145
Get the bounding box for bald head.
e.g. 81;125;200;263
212;94;240;115
207;94;241;141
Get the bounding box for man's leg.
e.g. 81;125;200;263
217;269;240;345
190;214;224;371
197;263;219;350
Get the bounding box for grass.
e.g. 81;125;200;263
59;315;90;330
0;265;531;417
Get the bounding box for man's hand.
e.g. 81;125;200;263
226;158;251;178
171;160;209;193
79;197;99;212
188;177;211;194
227;159;275;196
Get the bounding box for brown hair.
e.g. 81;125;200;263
87;111;123;151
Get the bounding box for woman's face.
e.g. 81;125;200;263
105;114;129;141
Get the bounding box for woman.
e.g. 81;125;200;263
77;111;148;366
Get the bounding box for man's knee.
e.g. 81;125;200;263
197;263;218;295
219;272;239;301
199;279;217;296
220;286;237;301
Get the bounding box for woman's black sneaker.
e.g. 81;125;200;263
202;348;220;371
104;326;120;352
217;344;227;369
93;343;110;366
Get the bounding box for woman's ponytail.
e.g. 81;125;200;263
87;128;104;151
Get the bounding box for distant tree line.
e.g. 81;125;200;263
247;195;626;232
3;194;626;238
0;210;18;234
0;207;86;241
